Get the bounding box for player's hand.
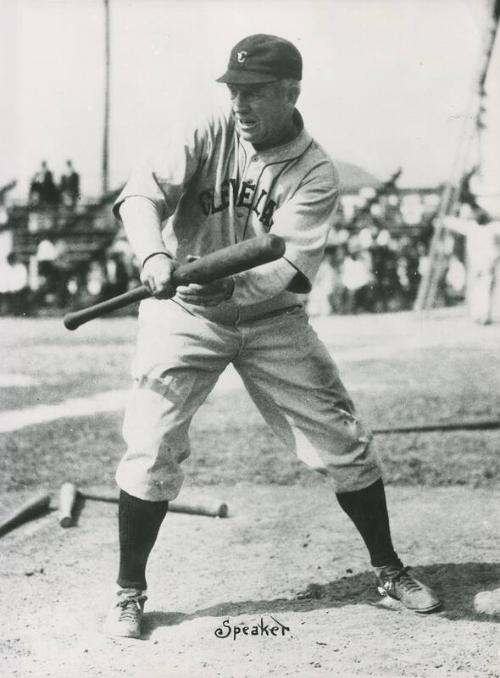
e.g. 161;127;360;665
140;253;177;298
175;279;234;306
175;255;234;306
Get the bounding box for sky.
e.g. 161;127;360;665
1;0;498;199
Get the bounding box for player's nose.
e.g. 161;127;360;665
232;91;251;113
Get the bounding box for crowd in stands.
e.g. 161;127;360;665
306;227;429;316
305;188;467;315
0;235;140;316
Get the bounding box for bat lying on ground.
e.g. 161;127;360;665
58;484;228;522
83;491;228;518
0;492;51;538
64;234;285;330
372;419;500;434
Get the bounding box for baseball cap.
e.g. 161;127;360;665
216;34;302;84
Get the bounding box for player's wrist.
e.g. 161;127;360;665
141;251;173;268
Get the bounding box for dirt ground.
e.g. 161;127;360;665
2;484;499;678
1;308;499;677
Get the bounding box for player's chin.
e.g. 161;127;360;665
236;122;261;143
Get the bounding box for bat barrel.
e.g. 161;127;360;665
171;234;285;286
58;482;78;527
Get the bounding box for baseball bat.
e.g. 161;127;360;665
63;234;285;330
82;492;228;518
169;500;228;518
0;492;51;538
372;419;500;435
58;482;78;527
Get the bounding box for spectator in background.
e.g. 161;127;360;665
36;237;70;307
60;160;80;208
0;180;16;226
445;206;500;324
86;259;107;300
445;252;466;304
417;242;430;285
106;234;141;291
342;247;373;313
326;246;346;314
37;237;58;284
103;250;132;299
29;170;43;206
370;229;393;312
306;190;439;316
376;233;402;312
306;248;337;316
29;161;60;208
4;253;29;314
0;256;9;313
397;235;421;309
403;236;423;308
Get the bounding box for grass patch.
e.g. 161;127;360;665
1;315;499;493
1;395;498;493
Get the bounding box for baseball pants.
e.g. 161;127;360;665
116;299;382;501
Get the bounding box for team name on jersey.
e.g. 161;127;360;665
198;178;276;230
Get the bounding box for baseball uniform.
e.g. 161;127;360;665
113;107;382;501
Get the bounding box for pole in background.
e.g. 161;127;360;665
102;0;110;195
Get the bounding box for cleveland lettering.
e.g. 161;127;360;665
198;179;276;229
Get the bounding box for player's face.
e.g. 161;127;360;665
228;82;297;150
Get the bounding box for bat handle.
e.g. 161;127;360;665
64;285;151;330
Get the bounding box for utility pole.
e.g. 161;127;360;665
102;0;110;195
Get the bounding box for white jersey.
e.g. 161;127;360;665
114;108;339;321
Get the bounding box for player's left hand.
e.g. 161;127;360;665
175;255;235;306
175;279;234;306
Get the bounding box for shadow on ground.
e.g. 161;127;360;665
143;562;500;637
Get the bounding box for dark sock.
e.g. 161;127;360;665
117;490;169;590
336;479;402;568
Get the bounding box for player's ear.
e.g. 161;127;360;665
283;79;301;105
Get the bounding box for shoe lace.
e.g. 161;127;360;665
117;596;145;622
390;566;422;593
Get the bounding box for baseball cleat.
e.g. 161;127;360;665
103;588;147;638
374;565;442;613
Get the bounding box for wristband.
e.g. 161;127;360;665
142;251;172;268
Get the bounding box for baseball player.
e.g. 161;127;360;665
104;34;441;638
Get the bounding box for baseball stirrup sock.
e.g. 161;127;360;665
336;479;402;568
117;490;169;590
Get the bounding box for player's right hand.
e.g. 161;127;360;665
140;253;177;298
